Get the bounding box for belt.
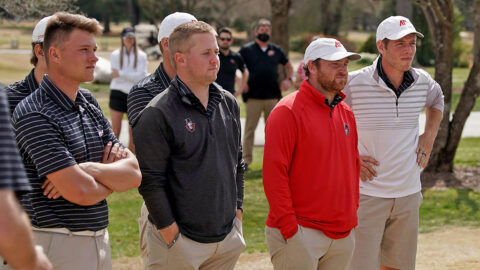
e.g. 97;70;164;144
32;227;106;237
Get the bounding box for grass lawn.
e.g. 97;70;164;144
108;137;480;258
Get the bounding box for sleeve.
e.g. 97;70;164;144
0;89;30;192
110;50;120;71
262;105;298;239
232;98;245;210
236;54;246;73
133;106;175;229
14;113;77;179
119;51;148;84
351;111;360;209
425;81;444;112
277;46;289;65
127;86;150;127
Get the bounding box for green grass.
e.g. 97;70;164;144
455;137;480;167
107;137;480;258
420;189;480;233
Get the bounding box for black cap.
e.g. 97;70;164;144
122;27;135;38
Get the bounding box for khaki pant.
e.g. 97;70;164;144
242;98;278;164
139;203;149;270
145;218;245;270
1;230;111;270
265;225;355;270
351;192;422;270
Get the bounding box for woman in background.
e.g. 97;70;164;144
109;27;147;152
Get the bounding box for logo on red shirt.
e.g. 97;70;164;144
400;20;406;26
335;41;342;48
344;124;349;135
185;118;196;132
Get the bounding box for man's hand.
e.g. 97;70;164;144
159;222;179;245
280;79;292;92
102;142;127;164
360;155;379;181
41;179;62;199
416;133;435;168
17;246;53;270
236;209;243;221
111;69;119;79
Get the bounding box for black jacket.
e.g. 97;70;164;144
133;77;245;243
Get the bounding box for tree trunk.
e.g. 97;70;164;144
396;0;413;19
413;0;480;174
269;0;291;54
327;0;346;36
102;12;111;33
127;0;140;26
319;0;331;35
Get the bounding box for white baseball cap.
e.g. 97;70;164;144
304;38;361;64
376;16;424;42
157;12;197;42
32;16;52;43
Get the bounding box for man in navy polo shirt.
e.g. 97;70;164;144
215;27;249;97
6;16;51;116
239;18;293;167
11;12;141;270
0;87;52;270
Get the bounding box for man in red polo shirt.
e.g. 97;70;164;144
263;38;361;270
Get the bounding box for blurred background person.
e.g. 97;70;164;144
109;27;147;151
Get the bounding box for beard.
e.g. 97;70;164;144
219;44;230;51
317;74;347;93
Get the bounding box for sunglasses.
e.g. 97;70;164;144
219;37;232;41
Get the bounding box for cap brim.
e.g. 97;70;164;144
123;33;136;38
321;51;361;61
387;29;424;40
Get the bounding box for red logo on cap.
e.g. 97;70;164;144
335;41;342;48
400;20;406;26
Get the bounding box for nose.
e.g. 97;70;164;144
90;52;98;64
210;53;219;65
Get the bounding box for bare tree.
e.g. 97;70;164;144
412;0;480;173
269;0;291;53
0;0;78;19
396;0;413;19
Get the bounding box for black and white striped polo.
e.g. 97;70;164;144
13;75;119;232
127;63;172;127
6;69;39;116
0;86;31;193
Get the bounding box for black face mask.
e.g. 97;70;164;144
257;33;270;42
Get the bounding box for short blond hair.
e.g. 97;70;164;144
43;12;103;64
168;21;216;69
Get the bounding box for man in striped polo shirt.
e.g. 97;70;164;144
6;16;51;116
11;12;141;270
343;16;444;270
0;87;52;270
125;12;197;268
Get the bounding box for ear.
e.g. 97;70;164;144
34;44;44;58
174;51;186;67
49;46;61;64
307;60;318;74
161;38;168;50
376;40;385;55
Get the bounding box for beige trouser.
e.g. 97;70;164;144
351;192;423;270
1;230;111;270
242;98;278;164
265;225;355;270
145;218;245;270
139;202;149;270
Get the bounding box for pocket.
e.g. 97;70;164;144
166;232;181;249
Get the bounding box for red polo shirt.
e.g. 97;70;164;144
263;80;360;240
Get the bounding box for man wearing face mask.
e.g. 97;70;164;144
239;19;293;169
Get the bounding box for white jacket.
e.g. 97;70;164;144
109;48;148;94
343;57;444;198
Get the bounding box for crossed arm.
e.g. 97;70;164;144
42;142;141;205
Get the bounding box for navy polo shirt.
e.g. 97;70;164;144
6;69;39;116
216;50;245;94
0;86;30;193
13;75;119;232
127;63;172;127
239;41;288;100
